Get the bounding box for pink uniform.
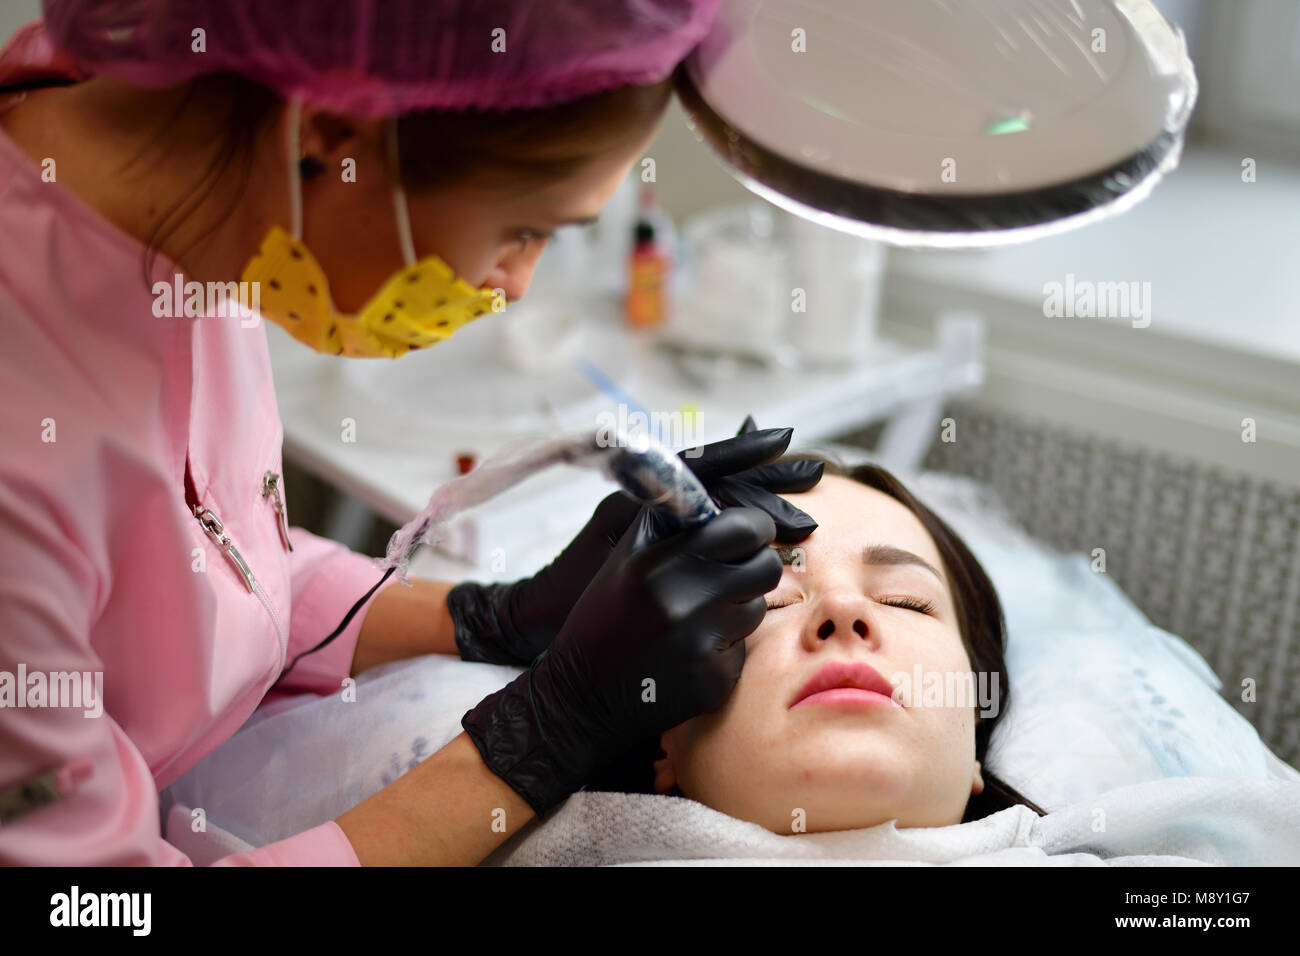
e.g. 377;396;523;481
0;23;391;865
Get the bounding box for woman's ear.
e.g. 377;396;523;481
652;730;678;795
971;759;985;797
299;107;385;171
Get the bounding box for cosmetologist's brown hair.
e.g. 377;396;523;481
133;72;674;278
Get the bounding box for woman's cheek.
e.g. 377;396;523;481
677;638;771;768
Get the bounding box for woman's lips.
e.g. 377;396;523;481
793;687;900;709
789;660;902;710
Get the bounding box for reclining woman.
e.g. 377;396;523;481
583;458;1045;833
164;456;1047;858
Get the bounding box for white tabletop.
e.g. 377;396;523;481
267;297;983;581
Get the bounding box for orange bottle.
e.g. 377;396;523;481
626;220;669;330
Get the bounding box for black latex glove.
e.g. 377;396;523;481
461;504;781;816
448;416;823;666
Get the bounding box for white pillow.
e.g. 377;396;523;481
905;471;1295;811
164;655;523;850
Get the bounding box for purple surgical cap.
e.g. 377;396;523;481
40;0;722;116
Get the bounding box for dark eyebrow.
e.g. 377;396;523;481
557;215;600;227
862;544;944;584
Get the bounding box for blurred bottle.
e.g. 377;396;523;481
625;187;673;329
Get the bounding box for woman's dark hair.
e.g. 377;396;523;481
133;72;674;279
586;455;1047;823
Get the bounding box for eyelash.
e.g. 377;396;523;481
515;229;549;249
880;596;937;615
763;596;937;615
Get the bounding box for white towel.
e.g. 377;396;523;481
484;778;1300;866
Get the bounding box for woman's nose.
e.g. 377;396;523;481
494;264;534;303
807;589;875;646
489;242;548;302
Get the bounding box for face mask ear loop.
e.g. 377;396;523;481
287;97;304;241
388;117;418;267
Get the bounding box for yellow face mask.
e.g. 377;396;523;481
242;99;502;359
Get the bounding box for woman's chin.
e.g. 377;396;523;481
684;764;913;835
752;794;900;836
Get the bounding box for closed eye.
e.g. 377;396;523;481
879;596;937;615
765;596;938;614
